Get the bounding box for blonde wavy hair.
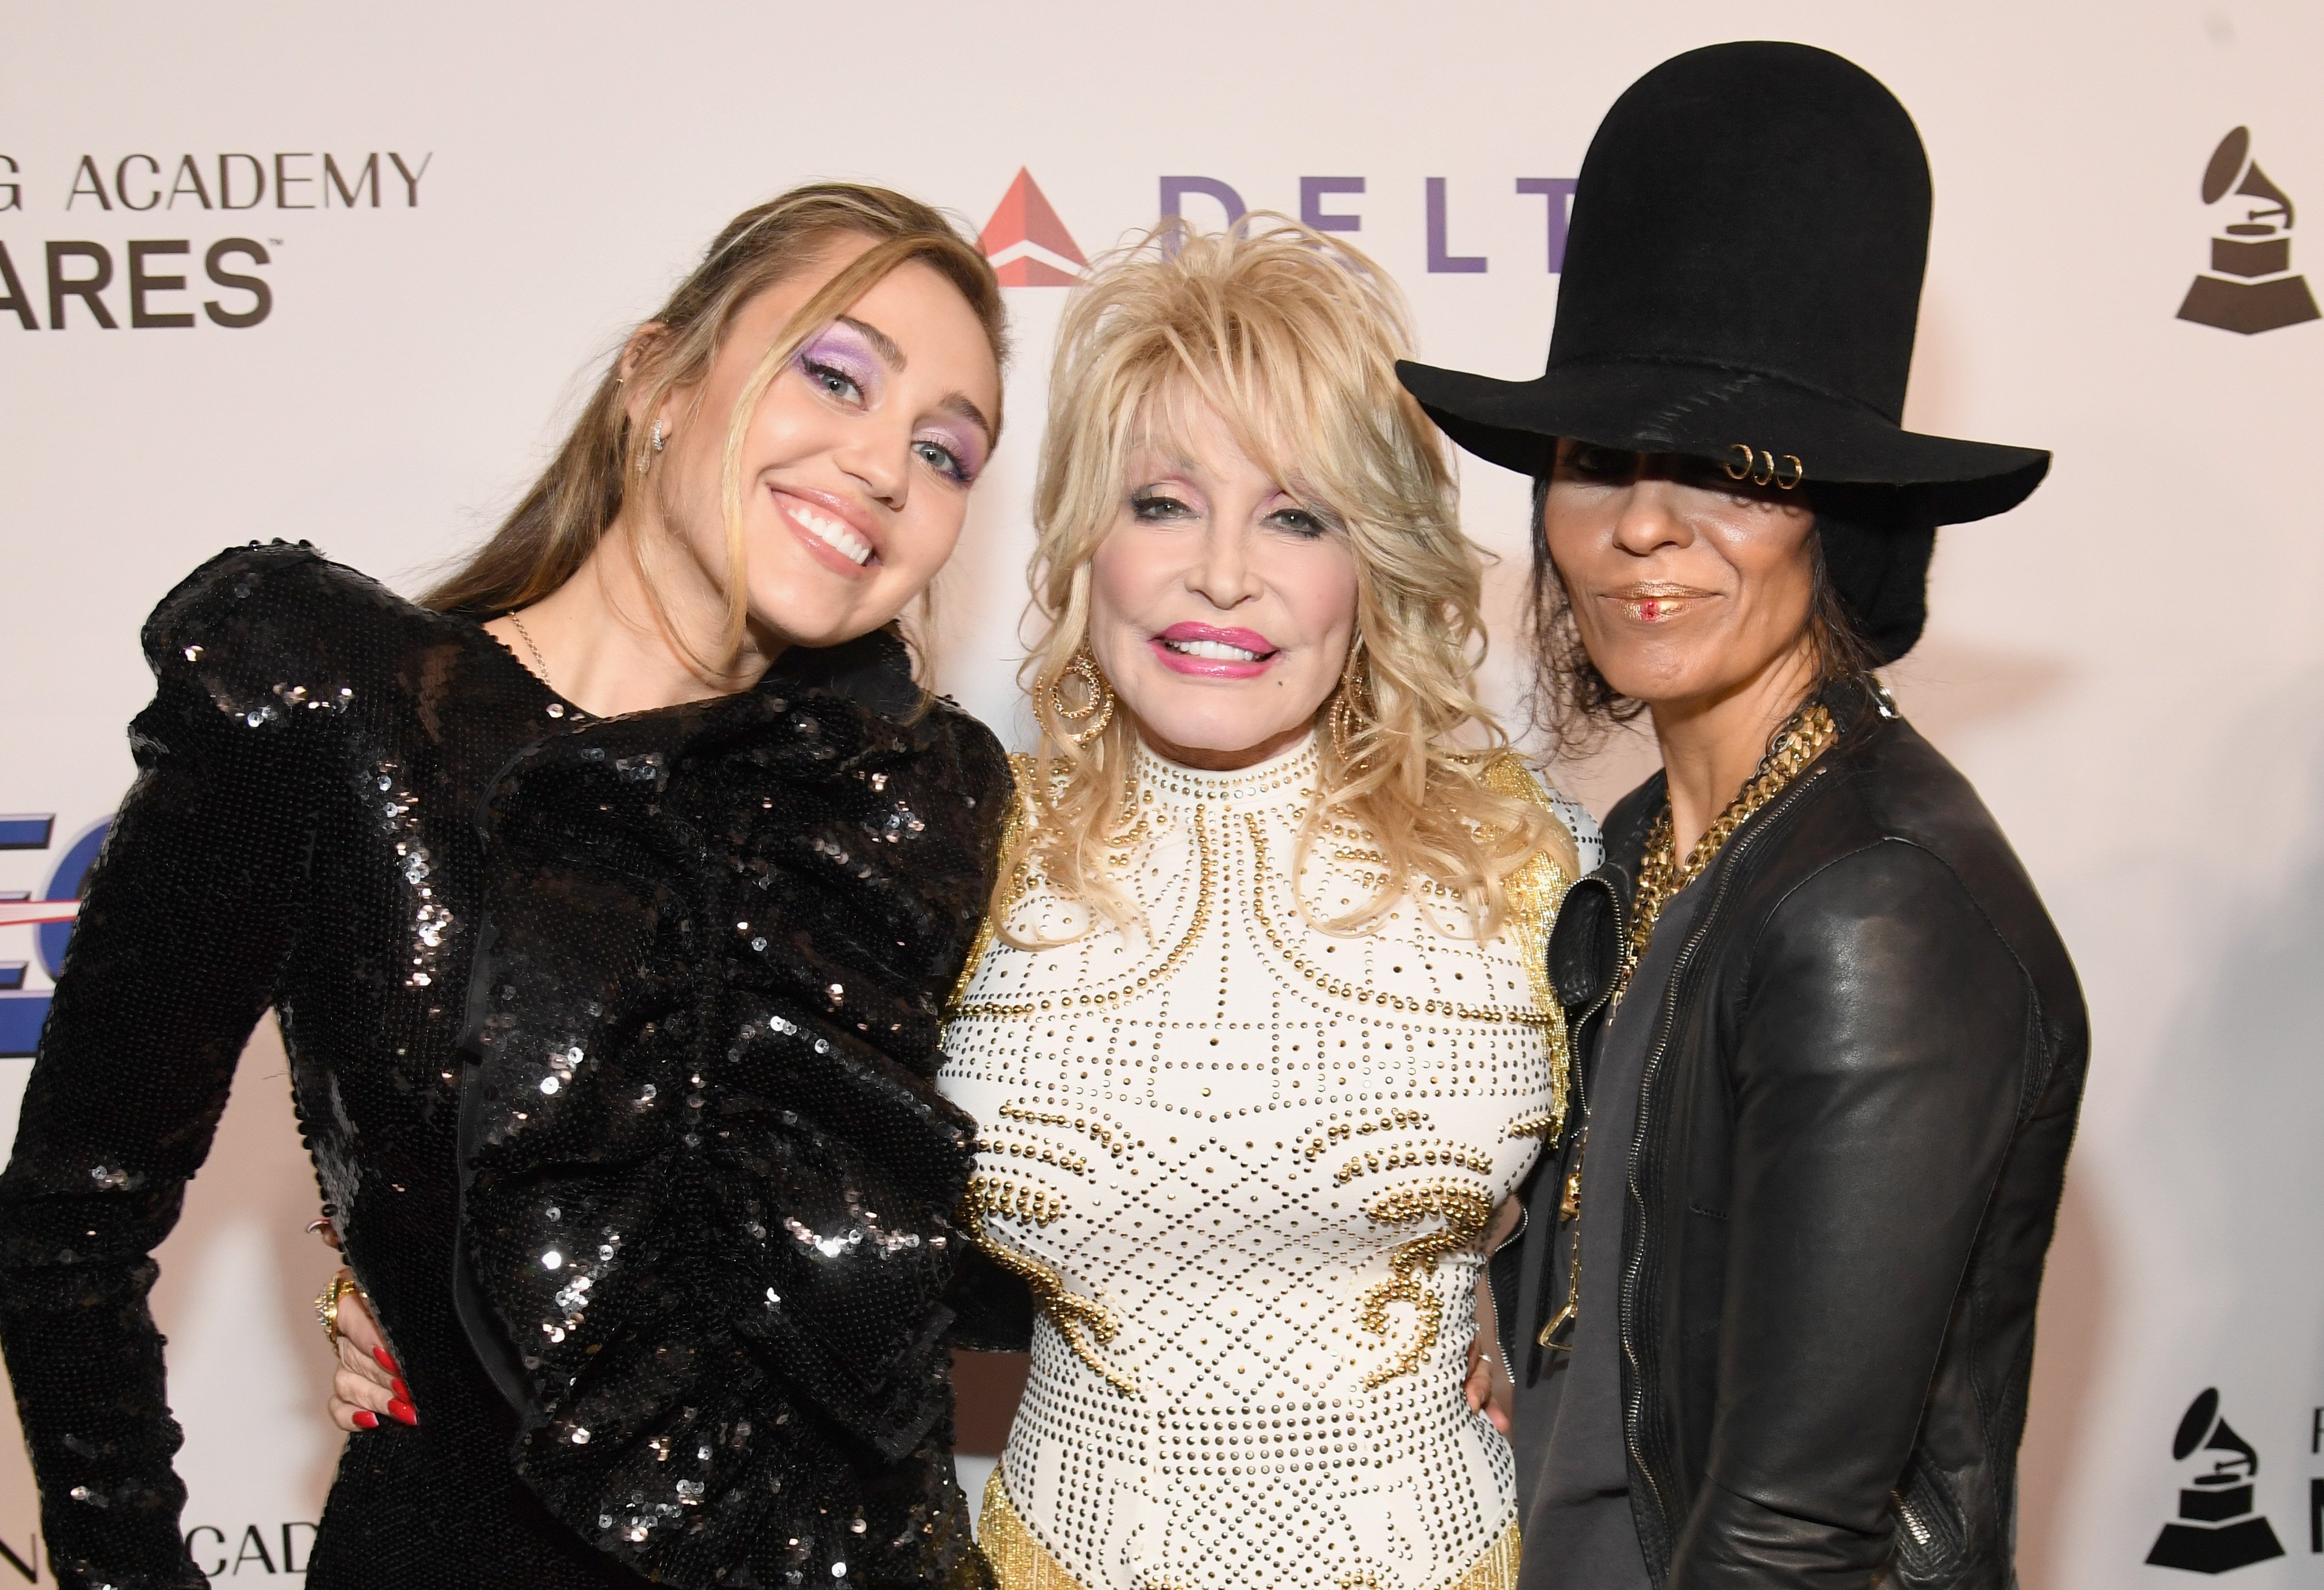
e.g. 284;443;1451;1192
1002;217;1574;943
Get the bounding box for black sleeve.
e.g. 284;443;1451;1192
0;556;316;1590
1666;841;2030;1590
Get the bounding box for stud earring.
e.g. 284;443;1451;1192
1049;648;1116;746
651;419;665;452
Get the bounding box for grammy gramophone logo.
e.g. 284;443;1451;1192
2176;127;2321;335
2146;1388;2287;1574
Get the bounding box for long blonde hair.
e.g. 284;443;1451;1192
426;183;1005;679
1003;217;1572;941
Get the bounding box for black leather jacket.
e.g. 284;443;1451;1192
1495;676;2086;1590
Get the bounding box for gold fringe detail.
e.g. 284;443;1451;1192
979;1468;1087;1590
980;1472;1521;1590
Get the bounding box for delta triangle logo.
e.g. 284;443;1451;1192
980;168;1087;287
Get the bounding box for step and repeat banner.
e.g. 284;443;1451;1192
1;2;2319;1583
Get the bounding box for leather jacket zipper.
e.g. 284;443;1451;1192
1617;761;1833;1560
1894;1489;1932;1548
1536;879;1624;1353
1483;1202;1527;1387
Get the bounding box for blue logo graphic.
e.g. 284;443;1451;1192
1;814;113;1057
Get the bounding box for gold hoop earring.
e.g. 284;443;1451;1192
1329;635;1370;770
1050;649;1115;746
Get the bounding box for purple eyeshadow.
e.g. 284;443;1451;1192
797;326;881;397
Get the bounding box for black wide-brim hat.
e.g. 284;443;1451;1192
1398;42;2051;657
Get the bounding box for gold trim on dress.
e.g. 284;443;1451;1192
979;1471;1521;1590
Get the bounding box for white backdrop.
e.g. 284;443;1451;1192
2;2;2321;1583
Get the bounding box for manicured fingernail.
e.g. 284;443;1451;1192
373;1346;400;1375
388;1397;418;1426
352;1410;379;1430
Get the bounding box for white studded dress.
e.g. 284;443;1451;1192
937;736;1586;1590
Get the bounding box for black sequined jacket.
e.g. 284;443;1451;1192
0;543;1011;1590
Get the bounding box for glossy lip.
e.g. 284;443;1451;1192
771;485;883;580
1601;581;1719;623
1148;620;1280;680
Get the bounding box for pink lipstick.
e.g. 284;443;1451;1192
1150;622;1279;679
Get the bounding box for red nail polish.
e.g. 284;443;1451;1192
373;1346;401;1375
388;1397;418;1426
392;1377;408;1399
352;1410;379;1430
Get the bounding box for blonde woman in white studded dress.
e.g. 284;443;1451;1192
938;221;1601;1590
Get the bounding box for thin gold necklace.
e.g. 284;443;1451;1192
1539;695;1836;1351
508;610;553;693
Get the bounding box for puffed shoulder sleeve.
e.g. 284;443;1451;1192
454;663;1005;1590
0;543;329;1590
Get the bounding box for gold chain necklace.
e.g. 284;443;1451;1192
1610;699;1836;1011
508;610;554;693
1539;696;1835;1352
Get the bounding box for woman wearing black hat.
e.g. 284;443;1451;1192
1402;42;2087;1590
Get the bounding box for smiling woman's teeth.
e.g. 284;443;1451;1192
793;506;872;566
1165;638;1263;662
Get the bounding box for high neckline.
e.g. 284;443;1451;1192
1132;731;1320;805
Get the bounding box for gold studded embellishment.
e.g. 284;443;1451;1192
961;1176;1138;1398
1477;753;1577;1144
1356;1178;1494;1388
948;805;1214;1020
1243;816;1551;1028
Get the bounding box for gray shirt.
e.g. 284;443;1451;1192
1509;874;1709;1590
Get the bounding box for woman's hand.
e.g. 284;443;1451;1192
321;1262;416;1432
1465;1280;1515;1435
1465;1197;1521;1433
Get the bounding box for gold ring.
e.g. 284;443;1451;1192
1751;449;1777;486
1774;454;1804;490
315;1272;355;1351
1724;443;1754;481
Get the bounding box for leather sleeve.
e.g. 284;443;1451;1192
1666;839;2030;1590
0;550;319;1590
